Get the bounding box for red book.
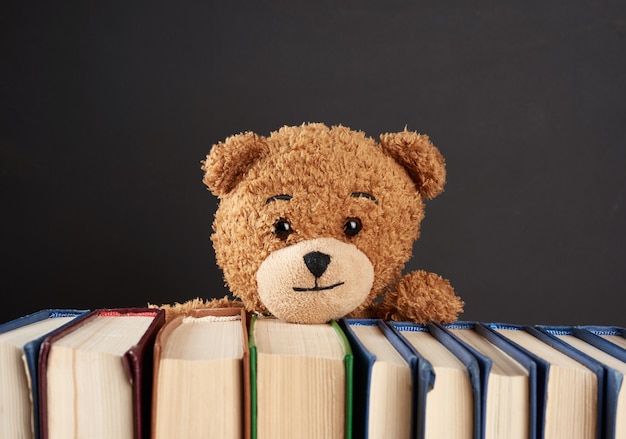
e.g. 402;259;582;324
38;308;165;439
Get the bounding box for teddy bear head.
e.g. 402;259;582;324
202;123;446;324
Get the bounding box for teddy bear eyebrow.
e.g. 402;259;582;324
265;194;293;204
350;192;378;204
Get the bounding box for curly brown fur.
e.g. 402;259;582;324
379;130;446;200
374;271;464;323
173;123;463;324
149;296;244;322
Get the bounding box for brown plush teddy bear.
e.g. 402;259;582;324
160;123;463;324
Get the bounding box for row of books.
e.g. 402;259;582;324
1;306;625;439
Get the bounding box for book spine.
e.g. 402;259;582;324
331;320;353;439
248;315;259;439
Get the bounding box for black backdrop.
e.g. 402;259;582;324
2;1;625;326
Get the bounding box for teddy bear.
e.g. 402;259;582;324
160;122;463;324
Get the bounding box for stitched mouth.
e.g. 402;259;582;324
293;281;345;292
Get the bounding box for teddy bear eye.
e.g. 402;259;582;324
273;218;294;240
344;217;362;237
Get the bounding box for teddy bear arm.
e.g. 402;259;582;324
373;270;464;323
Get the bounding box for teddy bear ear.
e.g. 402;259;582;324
379;129;446;199
201;131;269;197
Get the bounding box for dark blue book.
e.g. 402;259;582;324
389;321;481;439
536;325;626;439
0;309;90;439
484;323;603;439
576;325;626;358
340;318;418;439
439;321;536;439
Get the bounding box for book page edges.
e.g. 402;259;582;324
38;308;163;439
152;307;250;439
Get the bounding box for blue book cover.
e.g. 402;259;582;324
484;323;604;439
575;325;626;360
439;321;537;439
389;321;481;439
340;318;418;438
0;309;90;439
537;324;625;439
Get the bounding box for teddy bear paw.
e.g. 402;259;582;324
375;270;464;323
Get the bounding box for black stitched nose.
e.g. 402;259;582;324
303;251;331;278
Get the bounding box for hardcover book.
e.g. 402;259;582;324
577;325;626;354
151;307;250;439
389;321;480;439
484;323;602;439
38;308;165;439
439;322;535;439
249;315;353;439
0;309;89;439
340;318;417;439
536;325;626;439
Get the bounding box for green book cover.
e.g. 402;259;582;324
332;318;354;439
249;315;353;439
249;316;258;439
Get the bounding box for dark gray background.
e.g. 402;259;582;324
2;1;625;326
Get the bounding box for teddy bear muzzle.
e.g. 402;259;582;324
256;237;374;324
